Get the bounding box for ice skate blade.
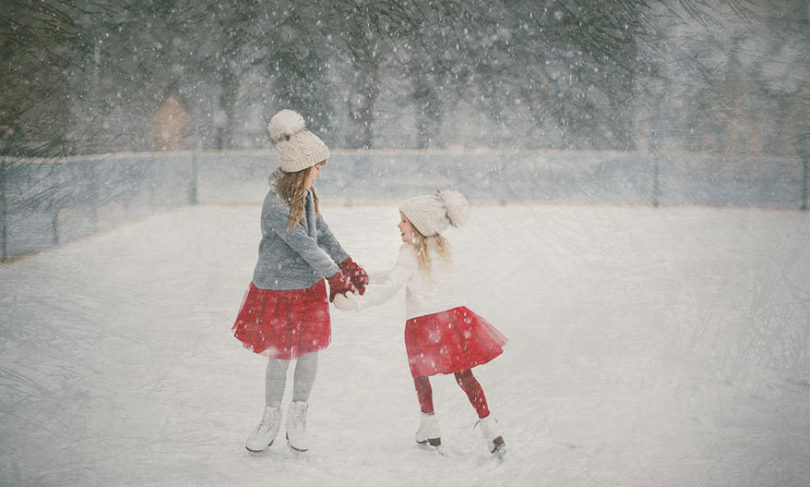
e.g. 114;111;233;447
286;434;308;453
490;437;506;460
419;444;446;456
416;437;441;447
287;443;308;453
417;441;446;456
245;440;274;453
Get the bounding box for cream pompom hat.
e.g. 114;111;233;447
400;190;470;237
267;109;330;173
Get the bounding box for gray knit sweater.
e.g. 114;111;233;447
251;177;349;290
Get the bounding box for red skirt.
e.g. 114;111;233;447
404;306;507;378
232;281;330;359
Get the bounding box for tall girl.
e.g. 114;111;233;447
232;109;368;453
334;190;507;457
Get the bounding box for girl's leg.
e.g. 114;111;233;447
454;369;490;419
413;376;435;414
292;351;319;402
413;376;441;446
454;370;505;456
287;351;318;452
247;358;289;452
265;357;291;408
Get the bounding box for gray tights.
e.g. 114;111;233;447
264;352;319;408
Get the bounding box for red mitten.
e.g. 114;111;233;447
339;258;369;295
327;271;357;302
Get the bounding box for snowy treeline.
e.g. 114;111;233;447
1;0;808;157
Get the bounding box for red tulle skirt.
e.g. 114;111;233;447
232;281;330;359
404;306;507;378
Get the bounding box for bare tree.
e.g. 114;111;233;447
1;1;74;156
2;0;807;156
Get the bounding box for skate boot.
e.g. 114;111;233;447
477;415;506;458
245;406;282;453
415;412;441;447
286;401;309;452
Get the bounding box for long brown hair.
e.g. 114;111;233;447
274;166;320;232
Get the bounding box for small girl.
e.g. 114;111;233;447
232;109;368;454
334;190;507;457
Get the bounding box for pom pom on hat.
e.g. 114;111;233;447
267;109;306;143
267;109;330;173
438;189;469;228
400;189;470;237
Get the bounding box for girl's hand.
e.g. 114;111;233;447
327;271;357;302
333;292;359;311
339;258;369;295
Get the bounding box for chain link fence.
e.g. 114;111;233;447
2;150;807;261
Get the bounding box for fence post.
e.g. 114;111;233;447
652;155;660;208
49;163;59;246
802;158;808;212
1;160;6;262
89;160;99;232
52;208;60;246
189;151;198;205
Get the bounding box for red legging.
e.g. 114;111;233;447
413;369;490;419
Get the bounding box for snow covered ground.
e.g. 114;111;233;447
1;202;809;487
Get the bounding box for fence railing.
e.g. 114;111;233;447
1;150;807;261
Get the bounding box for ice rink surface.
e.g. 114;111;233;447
2;203;809;486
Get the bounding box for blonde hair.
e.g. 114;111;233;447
274;166;320;232
412;231;450;277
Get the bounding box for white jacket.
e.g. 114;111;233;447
346;244;463;319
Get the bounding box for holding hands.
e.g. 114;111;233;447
327;258;368;303
333;292;359;311
326;271;356;302
339;258;369;295
328;257;367;307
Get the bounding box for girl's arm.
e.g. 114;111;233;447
367;270;389;284
315;213;351;264
263;201;340;278
344;245;417;309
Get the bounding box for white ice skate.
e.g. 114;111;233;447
415;412;442;448
286;401;309;452
245;406;282;453
477;415;506;459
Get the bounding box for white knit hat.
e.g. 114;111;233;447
400;190;469;237
267;109;330;173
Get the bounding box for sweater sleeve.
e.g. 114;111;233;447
316;213;351;265
353;245;417;309
263;200;340;279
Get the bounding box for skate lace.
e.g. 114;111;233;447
255;410;279;434
294;413;307;434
